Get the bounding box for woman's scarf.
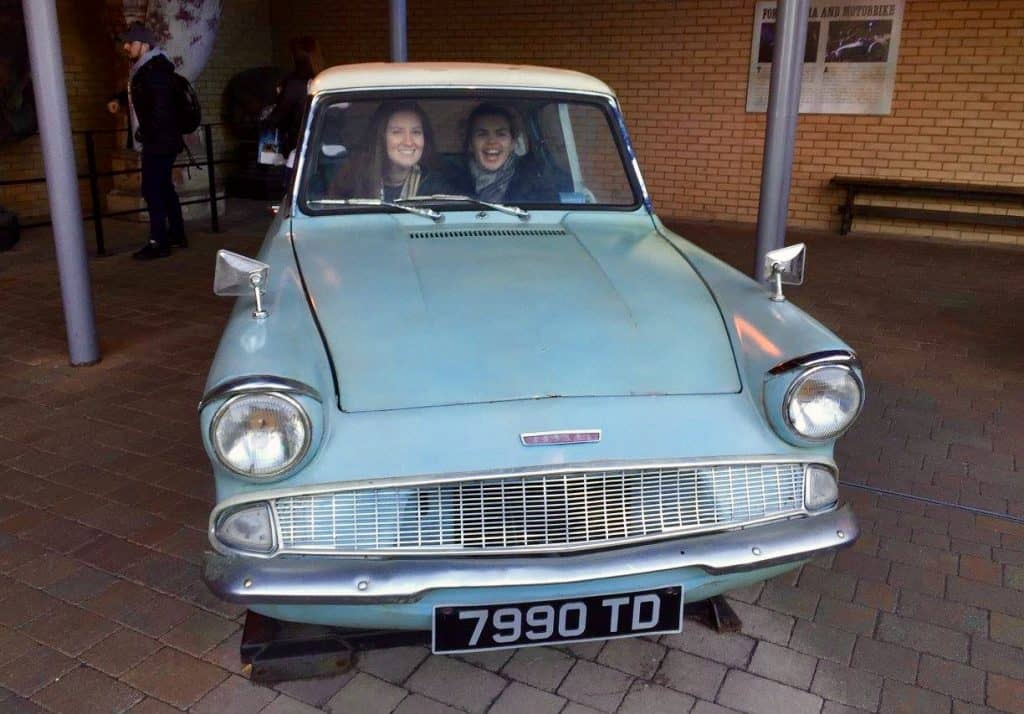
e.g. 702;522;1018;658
400;165;422;199
470;153;518;202
381;165;421;201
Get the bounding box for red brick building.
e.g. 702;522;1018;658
4;0;1022;245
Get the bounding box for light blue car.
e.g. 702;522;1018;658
201;63;863;654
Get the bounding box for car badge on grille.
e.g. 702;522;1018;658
521;429;602;446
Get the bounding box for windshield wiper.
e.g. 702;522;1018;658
397;194;530;219
307;198;443;222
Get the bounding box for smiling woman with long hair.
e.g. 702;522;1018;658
330;101;452;200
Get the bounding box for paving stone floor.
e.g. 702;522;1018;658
0;202;1022;713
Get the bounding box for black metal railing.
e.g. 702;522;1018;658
0;122;240;256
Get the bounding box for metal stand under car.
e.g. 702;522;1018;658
240;596;743;683
240;611;429;682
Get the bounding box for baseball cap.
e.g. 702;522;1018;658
118;22;157;46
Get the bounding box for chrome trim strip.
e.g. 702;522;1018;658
199;376;322;411
768;350;861;375
608;99;652;211
202;504;857;605
313;86;617;99
290;92;321;218
520;429;602;446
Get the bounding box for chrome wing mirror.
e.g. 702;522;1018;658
762;243;806;302
214;250;270;319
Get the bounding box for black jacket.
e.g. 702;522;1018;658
379;168;458;202
503;159;559;202
118;53;183;156
264;73;310;158
449;156;560;203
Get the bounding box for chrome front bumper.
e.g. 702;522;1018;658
203;504;857;605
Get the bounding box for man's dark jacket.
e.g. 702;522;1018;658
448;155;560;203
264;72;310;158
117;53;183;155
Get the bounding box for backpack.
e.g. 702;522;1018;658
0;209;20;252
172;73;202;135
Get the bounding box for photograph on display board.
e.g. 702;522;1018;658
757;21;821;63
825;20;893;62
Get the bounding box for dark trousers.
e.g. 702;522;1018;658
140;151;185;247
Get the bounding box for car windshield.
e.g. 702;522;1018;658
299;92;640;214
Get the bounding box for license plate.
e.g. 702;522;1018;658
432;586;683;654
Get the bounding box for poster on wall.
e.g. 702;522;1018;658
746;0;904;115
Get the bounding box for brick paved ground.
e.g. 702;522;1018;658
0;204;1021;713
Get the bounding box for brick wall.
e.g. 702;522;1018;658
0;0;116;220
270;0;1024;245
0;0;273;221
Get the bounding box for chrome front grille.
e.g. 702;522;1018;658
273;462;806;555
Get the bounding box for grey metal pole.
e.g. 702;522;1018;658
22;0;100;365
390;0;408;62
753;0;809;281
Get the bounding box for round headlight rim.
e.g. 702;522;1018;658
209;390;313;481
782;363;864;442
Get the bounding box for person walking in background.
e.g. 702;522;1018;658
264;36;324;163
107;22;186;260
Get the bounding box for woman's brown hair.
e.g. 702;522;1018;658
331;101;438;199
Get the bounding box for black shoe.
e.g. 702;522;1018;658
132;240;171;260
169;233;188;248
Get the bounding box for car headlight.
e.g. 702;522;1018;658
211;392;311;479
216;503;275;553
785;365;863;440
805;465;839;511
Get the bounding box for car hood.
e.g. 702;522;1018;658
292;213;740;412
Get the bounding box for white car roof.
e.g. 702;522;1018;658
310;62;616;98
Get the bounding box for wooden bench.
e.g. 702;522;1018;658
829;176;1024;235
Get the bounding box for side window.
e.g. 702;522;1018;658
536;104;572;193
536;103;635;205
305;102;365;201
566;104;635;205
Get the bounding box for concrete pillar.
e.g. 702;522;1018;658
22;0;100;365
753;0;810;281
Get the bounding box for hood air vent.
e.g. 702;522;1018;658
409;228;568;240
